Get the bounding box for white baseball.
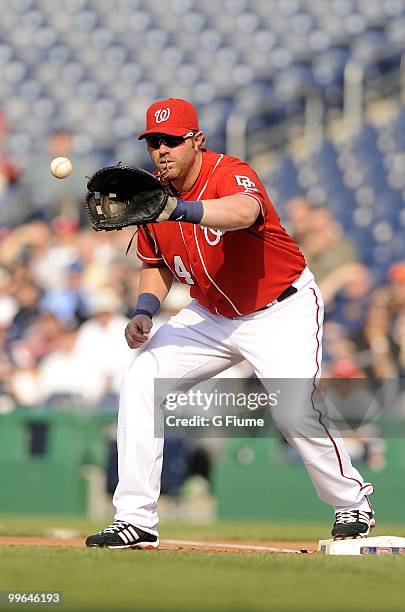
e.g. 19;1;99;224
50;156;72;179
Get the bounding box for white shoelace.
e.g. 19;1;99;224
99;520;131;534
335;510;370;524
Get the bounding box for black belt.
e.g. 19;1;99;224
257;284;298;312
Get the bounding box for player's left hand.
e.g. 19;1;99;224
125;314;153;349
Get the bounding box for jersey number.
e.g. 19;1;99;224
174;255;194;285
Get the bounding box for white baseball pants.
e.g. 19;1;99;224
113;268;373;533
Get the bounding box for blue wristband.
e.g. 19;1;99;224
135;292;161;318
168;200;204;224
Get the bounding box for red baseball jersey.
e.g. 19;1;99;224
136;149;305;317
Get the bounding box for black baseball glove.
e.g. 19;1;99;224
85;164;178;231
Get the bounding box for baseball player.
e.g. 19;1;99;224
86;98;374;549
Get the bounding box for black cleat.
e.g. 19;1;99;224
86;520;159;549
332;510;375;540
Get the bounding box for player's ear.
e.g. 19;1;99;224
194;131;205;151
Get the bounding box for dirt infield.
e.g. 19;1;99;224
0;536;317;554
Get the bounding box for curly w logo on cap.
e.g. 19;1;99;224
139;98;199;138
154;108;171;123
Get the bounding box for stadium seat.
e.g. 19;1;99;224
0;0;403;266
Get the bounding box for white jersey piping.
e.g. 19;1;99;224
136;250;163;262
197;154;224;200
160;252;178;279
193;153;242;316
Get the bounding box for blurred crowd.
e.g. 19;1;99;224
287;197;405;387
0;219;130;410
0;216;196;412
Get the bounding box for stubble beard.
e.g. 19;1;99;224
158;156;188;184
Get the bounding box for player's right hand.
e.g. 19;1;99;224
125;314;153;349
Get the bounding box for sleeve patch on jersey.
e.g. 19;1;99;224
235;175;259;192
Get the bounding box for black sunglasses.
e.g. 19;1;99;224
145;131;196;150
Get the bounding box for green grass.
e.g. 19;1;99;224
1;515;405;540
0;515;330;540
1;517;405;612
